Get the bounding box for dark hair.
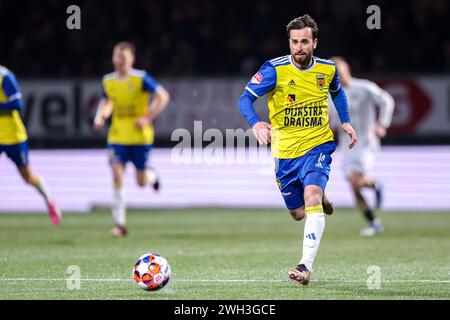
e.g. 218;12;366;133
286;15;318;39
114;41;136;55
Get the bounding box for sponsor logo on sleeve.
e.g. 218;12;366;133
251;71;263;84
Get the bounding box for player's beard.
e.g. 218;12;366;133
293;51;313;69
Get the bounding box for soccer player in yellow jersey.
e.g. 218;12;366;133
0;65;61;224
238;15;357;285
94;42;170;237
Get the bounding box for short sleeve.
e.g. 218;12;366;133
2;72;22;100
143;72;161;93
101;85;108;99
329;66;341;93
245;62;277;97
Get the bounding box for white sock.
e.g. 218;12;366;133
30;176;52;205
146;168;158;185
299;209;325;271
112;186;126;227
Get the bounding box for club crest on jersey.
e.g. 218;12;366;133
251;72;263;84
316;74;325;89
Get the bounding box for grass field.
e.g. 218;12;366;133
0;208;449;300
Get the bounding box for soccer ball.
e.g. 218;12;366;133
133;253;171;291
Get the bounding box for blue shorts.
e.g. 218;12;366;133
275;141;336;210
0;141;29;168
107;144;152;170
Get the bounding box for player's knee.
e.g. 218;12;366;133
137;179;146;187
136;172;147;187
289;208;305;221
23;174;34;184
304;192;322;207
303;179;325;206
19;169;33;184
112;174;124;189
348;177;361;191
113;177;123;186
347;173;363;191
112;170;123;182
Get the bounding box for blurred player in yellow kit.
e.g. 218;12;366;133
0;65;62;224
94;42;170;237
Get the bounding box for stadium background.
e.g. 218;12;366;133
1;0;449;213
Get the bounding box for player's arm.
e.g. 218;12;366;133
329;68;357;149
366;82;395;138
328;70;358;149
239;90;272;145
93;87;113;131
135;87;170;128
0;73;23;111
326;99;341;141
135;74;170;129
237;62;276;145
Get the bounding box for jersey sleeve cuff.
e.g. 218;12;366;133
245;86;259;98
329;84;341;93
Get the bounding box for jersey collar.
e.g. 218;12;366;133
115;68;135;81
289;55;316;71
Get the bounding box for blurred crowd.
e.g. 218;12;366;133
1;0;449;77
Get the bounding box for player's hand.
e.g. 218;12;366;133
252;121;272;145
342;122;357;149
135;116;151;129
93;118;105;131
375;124;387;138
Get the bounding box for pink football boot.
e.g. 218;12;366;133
47;200;62;225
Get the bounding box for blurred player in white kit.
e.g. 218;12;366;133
330;56;395;236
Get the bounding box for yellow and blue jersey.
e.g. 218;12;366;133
0;65;27;145
244;55;341;159
102;69;161;145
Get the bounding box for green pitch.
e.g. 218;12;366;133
0;208;449;300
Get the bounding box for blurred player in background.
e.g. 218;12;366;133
0;65;62;224
94;42;170;237
238;15;357;285
331;56;395;236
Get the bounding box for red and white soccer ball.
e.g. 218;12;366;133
133;253;171;291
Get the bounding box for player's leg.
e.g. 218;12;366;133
108;144;128;236
276;156;326;285
347;171;372;215
295;174;328;282
288;142;336;285
343;147;383;236
136;168;159;190
133;145;160;191
347;171;383;236
355;149;383;208
322;192;334;215
275;158;304;220
288;177;327;286
111;162;127;236
357;175;383;209
6;141;61;224
18;166;61;224
289;207;305;220
288;192;333;221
